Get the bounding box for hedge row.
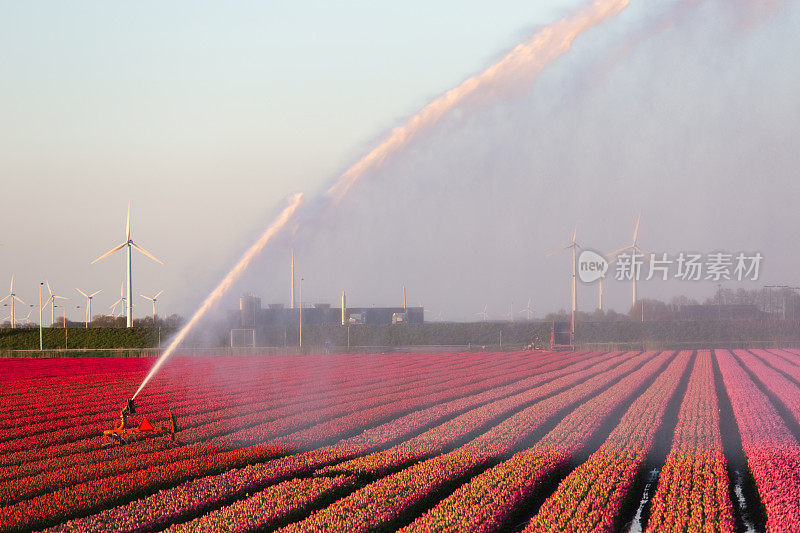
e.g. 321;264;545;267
0;327;175;350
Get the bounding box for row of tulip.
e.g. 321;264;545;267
394;351;675;533
521;350;692;532
276;352;666;532
754;349;800;383
0;444;287;532
733;349;800;428
201;352;544;451
1;351;452;426
0;352;507;470
0;353;438;425
0;352;542;484
644;350;735;532
163;476;357;533
37;352;588;532
0;357;330;448
318;351;629;477
1;353;533;505
0;358;302;437
716;349;800;531
0;356;253;414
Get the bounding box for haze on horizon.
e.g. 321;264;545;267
1;0;798;324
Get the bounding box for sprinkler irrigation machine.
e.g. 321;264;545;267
101;398;177;448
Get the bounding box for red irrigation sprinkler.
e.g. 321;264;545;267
101;398;177;448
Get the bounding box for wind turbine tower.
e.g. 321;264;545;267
548;224;581;343
91;201;163;327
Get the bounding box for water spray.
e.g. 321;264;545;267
125;0;630;402
131;194;304;400
324;0;630;205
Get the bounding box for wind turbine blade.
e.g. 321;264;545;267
0;295;10;304
9;275;13;292
46;280;53;296
154;290;163;299
633;246;650;260
76;288;88;298
54;295;68;301
546;244;570;257
605;246;631;258
91;242;127;264
632;209;642;244
126;200;131;241
571;224;578;244
13;296;25;305
131;243;164;265
90;289;103;297
140;294;151;300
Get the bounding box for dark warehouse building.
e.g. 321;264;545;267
232;294;424;328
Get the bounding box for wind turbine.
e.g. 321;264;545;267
44;281;68;326
22;309;34;326
0;276;25;329
519;298;534;321
504;303;515;323
597;255;619;312
547;224;581;343
476;305;489;322
606;210;648;307
76;288;103;328
91;200;163;327
109;282;127;318
424;307;443;322
140;290;163;324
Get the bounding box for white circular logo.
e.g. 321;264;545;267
578;249;609;283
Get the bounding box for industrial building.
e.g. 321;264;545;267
232;294;424;328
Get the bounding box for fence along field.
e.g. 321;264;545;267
1;349;800;532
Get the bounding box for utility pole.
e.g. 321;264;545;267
781;285;790;320
299;277;303;350
765;285;779;319
290;249;295;309
39;282;43;351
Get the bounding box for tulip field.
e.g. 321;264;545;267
2;349;800;532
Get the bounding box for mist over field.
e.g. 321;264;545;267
221;0;799;322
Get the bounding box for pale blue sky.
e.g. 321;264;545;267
0;1;587;319
3;1;795;322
